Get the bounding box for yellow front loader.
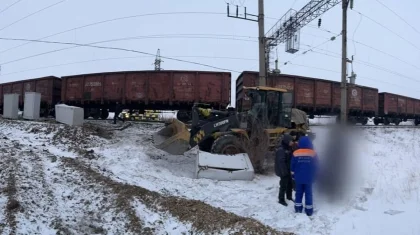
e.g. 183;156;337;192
152;86;314;156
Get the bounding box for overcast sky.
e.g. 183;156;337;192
0;0;419;105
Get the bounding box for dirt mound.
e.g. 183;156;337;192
61;157;293;235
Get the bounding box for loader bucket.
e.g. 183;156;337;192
152;119;191;155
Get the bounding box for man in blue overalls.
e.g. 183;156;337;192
291;136;318;216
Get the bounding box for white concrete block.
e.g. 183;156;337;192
23;92;41;120
55;104;84;126
195;150;255;181
3;94;19;119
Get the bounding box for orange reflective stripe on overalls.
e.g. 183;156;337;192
293;149;316;157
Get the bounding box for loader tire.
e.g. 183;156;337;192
211;134;244;155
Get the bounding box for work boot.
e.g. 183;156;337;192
287;196;294;202
278;198;288;207
278;189;287;206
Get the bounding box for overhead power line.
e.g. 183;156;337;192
300;28;420;72
306;49;420;84
374;0;420;35
0;0;66;32
0;34;255;65
0;11;227;54
0;34;257;66
280;32;342;66
0;0;23;15
287;62;420;93
352;9;420;52
0;37;242;73
1;55;258;76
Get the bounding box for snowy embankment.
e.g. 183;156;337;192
88;123;420;235
0;118;419;235
0;119;283;235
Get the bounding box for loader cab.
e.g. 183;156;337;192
244;86;293;128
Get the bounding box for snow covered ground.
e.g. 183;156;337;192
0;118;419;235
309;115;415;126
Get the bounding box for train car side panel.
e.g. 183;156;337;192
397;96;407;115
35;79;52;105
198;72;228;104
125;72;148;102
63;77;83;101
103;73;124;101
173;72;195;102
12;83;23;105
148;72;171;101
382;93;398;115
415;100;420;116
362;87;378;115
406;98;414;115
347;86;362;111
315;81;332;107
270;76;295;91
332;83;341;108
83;75;103;101
295;78;315;107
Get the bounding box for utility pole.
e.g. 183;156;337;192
258;0;266;86
226;2;262;85
340;0;349;124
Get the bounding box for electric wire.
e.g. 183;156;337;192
301;28;420;72
0;34;258;66
374;0;420;35
0;0;23;15
287;62;420;92
0;0;66;32
280;32;342;66
352;9;420;52
1;55;258;76
307;49;420;84
0;37;242;73
0;11;228;54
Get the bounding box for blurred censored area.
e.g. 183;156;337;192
314;124;364;204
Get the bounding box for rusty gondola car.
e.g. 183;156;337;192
0;76;62;117
236;71;378;125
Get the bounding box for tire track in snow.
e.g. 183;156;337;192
12;147;71;234
0;138;19;235
61;157;287;235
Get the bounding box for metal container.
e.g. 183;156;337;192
379;92;420;117
3;93;19;119
236;71;378;117
415;100;420;116
55;104;84;126
379;93;398;115
61;70;231;112
23;92;41;120
0;76;61;116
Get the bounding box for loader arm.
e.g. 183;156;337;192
189;113;240;149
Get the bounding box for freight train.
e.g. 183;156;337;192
0;70;419;126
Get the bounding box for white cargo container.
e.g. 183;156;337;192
3;93;19;119
195;150;255;181
23;92;41;120
55;104;84;126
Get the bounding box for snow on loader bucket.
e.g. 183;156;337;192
152;119;191;155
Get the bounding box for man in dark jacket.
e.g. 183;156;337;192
113;102;124;124
275;133;296;206
291;136;318;216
